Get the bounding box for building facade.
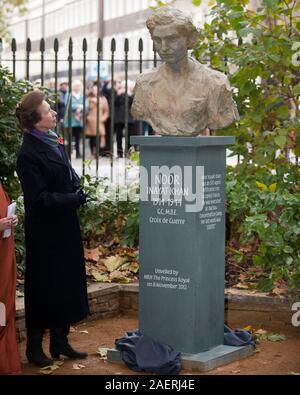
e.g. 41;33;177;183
2;0;209;81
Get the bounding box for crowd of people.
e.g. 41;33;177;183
48;77;152;159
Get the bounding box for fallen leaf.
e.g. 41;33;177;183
129;261;139;274
92;272;111;283
97;347;108;359
72;363;85;370
270;287;285;296
126;251;137;258
109;270;131;283
255;329;267;335
103;239;115;248
39;364;60;375
119;262;131;271
95;263;109;272
103;255;127;272
243;325;253;332
84;247;101;263
267;334;287;342
235;283;249;290
255;330;287;342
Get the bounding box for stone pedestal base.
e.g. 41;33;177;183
107;345;254;373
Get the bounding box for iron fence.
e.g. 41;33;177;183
0;36;298;182
0;36;160;182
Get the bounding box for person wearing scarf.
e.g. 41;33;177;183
15;90;89;368
0;184;21;375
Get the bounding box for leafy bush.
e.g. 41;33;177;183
79;174;139;248
194;0;300;164
226;164;300;296
191;0;300;296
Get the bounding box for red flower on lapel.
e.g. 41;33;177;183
58;137;64;145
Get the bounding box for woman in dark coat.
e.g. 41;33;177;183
15;90;90;367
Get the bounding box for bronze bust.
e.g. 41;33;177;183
131;7;239;136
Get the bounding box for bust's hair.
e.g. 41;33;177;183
146;7;199;50
15;90;45;130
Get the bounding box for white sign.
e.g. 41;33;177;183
0;302;6;326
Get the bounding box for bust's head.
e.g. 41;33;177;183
146;8;199;65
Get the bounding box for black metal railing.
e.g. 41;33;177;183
0;36;160;183
1;36;298;180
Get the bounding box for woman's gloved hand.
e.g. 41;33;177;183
75;186;89;206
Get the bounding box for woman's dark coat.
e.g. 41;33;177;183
16;133;89;329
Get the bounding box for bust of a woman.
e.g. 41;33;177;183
131;7;239;136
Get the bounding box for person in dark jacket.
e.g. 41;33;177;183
102;79;120;156
15;90;90;368
114;80;138;158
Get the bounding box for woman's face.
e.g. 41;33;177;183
34;100;57;131
152;24;188;65
73;81;83;94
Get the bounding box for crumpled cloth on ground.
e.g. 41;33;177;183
115;326;255;375
115;330;181;375
224;324;256;348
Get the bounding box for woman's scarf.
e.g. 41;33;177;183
29;128;64;157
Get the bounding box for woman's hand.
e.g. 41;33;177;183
0;216;13;232
11;215;18;227
0;215;18;232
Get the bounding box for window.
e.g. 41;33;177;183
104;0;118;20
28;17;42;41
90;0;98;23
10;21;26;43
104;0;110;20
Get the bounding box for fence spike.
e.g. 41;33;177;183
97;38;102;53
54;38;59;52
82;38;87;52
26;38;31;52
40;38;45;52
68;37;73;55
111;38;116;52
11;38;17;52
139;38;143;52
124;38;129;52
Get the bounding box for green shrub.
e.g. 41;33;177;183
226;164;300;296
78;174;139;248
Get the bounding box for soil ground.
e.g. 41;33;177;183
19;315;300;375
